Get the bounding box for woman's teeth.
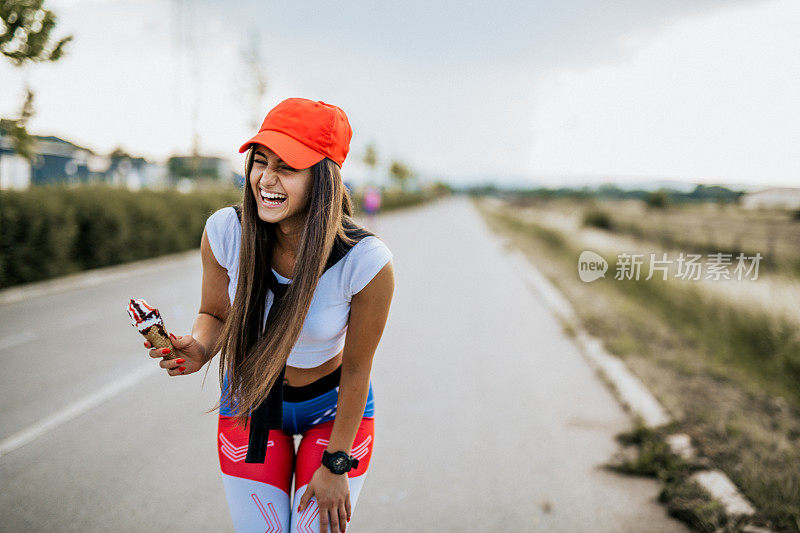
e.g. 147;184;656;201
260;191;287;207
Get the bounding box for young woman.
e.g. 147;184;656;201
145;98;395;533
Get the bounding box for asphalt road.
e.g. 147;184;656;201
0;195;688;532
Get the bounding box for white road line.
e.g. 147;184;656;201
0;363;160;459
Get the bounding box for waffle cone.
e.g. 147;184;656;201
142;323;177;360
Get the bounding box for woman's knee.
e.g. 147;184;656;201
290;417;375;532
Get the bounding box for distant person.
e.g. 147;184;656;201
362;185;382;227
143;98;394;532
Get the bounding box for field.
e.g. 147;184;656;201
514;196;800;275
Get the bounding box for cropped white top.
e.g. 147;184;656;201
204;207;393;368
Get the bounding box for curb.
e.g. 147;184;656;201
506;249;767;529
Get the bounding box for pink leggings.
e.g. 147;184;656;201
217;415;375;533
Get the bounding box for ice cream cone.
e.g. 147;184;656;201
127;298;177;360
143;324;177;359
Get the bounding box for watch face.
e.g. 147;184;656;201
332;456;347;471
324;451;351;473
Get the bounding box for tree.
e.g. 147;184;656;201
388;160;412;192
362;142;378;185
0;88;35;157
109;146;133;159
1;0;73;160
646;190;670;209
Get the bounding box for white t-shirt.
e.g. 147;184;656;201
204;206;393;368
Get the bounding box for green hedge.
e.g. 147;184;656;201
0;185;241;289
0;184;450;289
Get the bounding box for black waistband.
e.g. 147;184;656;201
282;365;342;402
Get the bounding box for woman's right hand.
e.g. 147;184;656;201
146;333;208;376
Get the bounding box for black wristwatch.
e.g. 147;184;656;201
321;450;359;474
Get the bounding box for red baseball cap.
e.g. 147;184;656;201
238;98;352;169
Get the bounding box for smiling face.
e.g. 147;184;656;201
249;144;314;228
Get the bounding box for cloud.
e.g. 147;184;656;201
528;0;800;187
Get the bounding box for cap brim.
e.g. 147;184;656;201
238;130;325;170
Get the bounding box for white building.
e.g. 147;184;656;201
0;135;31;189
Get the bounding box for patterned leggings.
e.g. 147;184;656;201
217;367;375;532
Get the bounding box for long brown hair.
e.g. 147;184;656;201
204;145;361;428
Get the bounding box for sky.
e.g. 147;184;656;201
1;0;798;189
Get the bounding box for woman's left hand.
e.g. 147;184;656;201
297;465;351;533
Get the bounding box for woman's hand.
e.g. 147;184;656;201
297;465;351;533
146;333;207;376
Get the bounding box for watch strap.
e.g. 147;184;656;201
322;450;356;473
